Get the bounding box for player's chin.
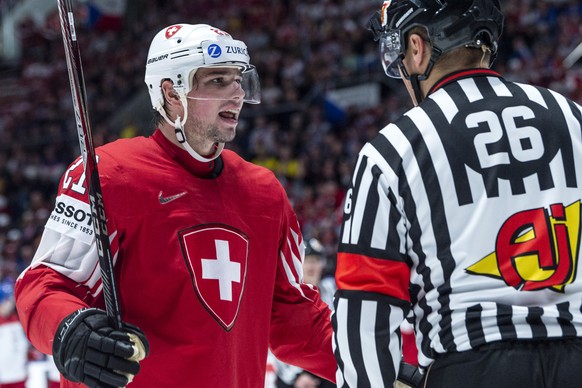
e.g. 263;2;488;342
215;128;237;143
218;119;239;133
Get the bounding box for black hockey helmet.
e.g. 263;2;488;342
368;0;504;79
304;238;324;258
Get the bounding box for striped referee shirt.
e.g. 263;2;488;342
333;68;582;387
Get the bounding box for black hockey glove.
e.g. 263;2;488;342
395;361;424;388
53;308;150;388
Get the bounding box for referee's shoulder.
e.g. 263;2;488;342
368;105;418;146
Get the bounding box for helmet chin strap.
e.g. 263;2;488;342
158;93;224;163
410;74;424;106
399;53;438;106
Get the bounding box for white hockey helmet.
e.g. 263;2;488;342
144;23;261;113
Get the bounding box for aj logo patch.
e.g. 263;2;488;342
179;224;249;331
467;201;581;292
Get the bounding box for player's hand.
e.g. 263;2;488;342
52;308;150;387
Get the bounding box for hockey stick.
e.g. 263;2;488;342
57;0;123;329
563;41;582;69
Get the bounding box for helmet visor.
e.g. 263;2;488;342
240;66;261;104
186;39;262;104
379;30;403;78
188;66;261;104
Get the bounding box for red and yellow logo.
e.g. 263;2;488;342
466;201;581;292
380;1;393;27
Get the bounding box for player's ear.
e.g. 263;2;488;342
161;80;180;105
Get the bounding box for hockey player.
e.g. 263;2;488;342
333;0;582;387
15;24;336;387
0;278;29;388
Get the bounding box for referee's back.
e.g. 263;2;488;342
332;0;582;386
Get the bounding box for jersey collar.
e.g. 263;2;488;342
429;68;502;96
152;129;223;179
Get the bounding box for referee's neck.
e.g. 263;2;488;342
423;62;490;98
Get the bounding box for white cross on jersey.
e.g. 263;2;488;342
201;240;241;301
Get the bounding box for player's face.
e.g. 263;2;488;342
184;67;245;154
303;255;324;285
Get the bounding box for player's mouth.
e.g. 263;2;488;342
219;109;239;124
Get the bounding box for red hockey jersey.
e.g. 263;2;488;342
16;130;335;387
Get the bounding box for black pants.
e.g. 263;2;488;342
424;338;582;388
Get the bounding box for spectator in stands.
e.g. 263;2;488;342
0;278;29;388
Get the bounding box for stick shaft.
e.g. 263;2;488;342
57;0;123;329
563;41;582;69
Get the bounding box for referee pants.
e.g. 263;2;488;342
424;338;582;388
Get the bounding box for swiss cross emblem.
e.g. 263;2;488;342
179;224;248;331
210;27;230;37
165;25;182;39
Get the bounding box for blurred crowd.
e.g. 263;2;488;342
0;0;582;295
0;0;581;386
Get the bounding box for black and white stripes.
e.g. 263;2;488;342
333;71;582;386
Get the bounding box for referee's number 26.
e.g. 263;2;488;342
467;106;544;169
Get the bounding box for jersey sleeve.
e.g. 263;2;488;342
269;189;336;383
333;144;412;387
15;156;116;354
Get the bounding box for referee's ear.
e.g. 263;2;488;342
404;33;432;76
